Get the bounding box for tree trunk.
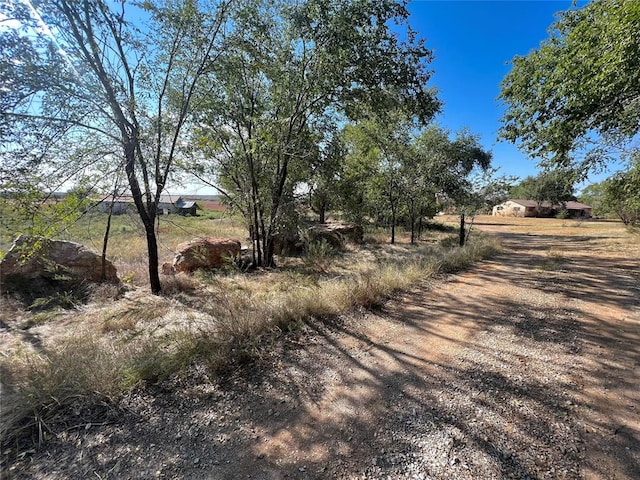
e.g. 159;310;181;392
262;152;289;268
245;174;262;268
144;223;161;294
410;217;415;244
391;205;396;245
101;202;114;281
459;213;466;247
124;139;162;294
263;234;277;268
465;214;477;245
409;199;416;244
251;201;262;267
319;206;326;224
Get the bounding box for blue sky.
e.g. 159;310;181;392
406;0;603;186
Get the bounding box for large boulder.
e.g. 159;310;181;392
272;232;305;256
308;222;363;247
171;237;241;274
0;234;119;287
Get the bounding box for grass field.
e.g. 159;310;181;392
1;206;246;286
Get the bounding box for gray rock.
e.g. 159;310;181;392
308;222;364;247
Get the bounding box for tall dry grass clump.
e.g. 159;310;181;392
1;335;130;446
247;234;500;326
0;327;205;447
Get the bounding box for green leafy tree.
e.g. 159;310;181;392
344;110;417;244
602;156;640;226
499;0;640;175
190;0;439;266
399;143;438;244
509;170;577;215
415;127;492;246
336;124;383;226
579;182;611;218
1;0;231;293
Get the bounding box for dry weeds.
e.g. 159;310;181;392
0;218;500;453
2;215;637;479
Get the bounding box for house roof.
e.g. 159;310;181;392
100;195;135;204
99;194;182;204
158;194;182;204
564;201;592;210
175;200;199;209
509;199;548;208
504;199;591;210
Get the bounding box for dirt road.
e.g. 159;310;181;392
8;220;640;479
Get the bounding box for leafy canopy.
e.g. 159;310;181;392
509;170;577;206
188;0;440;265
499;0;640;174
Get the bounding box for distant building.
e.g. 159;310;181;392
492;199;592;218
174;199;200;216
96;195;136;215
96;194;200;215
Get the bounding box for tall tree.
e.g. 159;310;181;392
499;0;640;175
509;170;577;214
1;0;231;293
602;154;640;226
399;142;438;244
415;127;492;246
345;110;416;244
336;123;383;226
190;0;439;266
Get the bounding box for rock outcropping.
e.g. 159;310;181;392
0;234;119;287
308;222;364;247
165;237;241;274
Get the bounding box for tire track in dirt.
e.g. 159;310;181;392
243;226;640;479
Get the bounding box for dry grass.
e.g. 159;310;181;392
538;247;570;271
2;213;637;459
1;335;132;445
0;216;503;448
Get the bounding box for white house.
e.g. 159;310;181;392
492;199;592;218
